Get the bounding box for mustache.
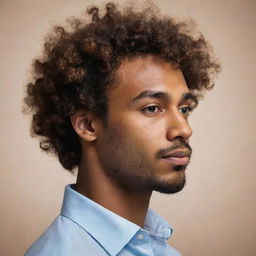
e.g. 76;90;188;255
155;140;192;159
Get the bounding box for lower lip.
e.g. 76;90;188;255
162;157;190;165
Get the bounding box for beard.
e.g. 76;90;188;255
102;158;187;194
106;161;187;194
96;124;190;194
146;167;187;194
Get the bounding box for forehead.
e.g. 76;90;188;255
109;55;189;103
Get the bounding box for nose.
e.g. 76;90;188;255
166;110;193;142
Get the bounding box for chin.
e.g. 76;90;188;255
154;181;186;194
148;173;186;194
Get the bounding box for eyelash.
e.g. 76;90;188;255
142;105;162;115
141;105;193;116
179;107;193;116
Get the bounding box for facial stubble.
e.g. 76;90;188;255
98;125;188;194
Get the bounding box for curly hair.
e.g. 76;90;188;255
24;2;221;171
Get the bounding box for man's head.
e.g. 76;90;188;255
72;55;196;193
24;2;220;192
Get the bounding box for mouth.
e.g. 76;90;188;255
162;156;190;165
161;150;191;165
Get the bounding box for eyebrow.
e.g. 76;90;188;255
131;90;170;103
131;90;199;106
182;92;199;106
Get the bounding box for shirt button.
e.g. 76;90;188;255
137;233;144;240
163;227;172;238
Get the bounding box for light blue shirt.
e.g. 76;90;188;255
25;184;181;256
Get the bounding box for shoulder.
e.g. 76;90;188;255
25;215;106;256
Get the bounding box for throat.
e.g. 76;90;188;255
75;147;152;227
75;170;152;227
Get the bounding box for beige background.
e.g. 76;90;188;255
1;0;256;255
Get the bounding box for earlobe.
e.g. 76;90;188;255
70;111;97;142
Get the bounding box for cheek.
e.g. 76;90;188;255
98;126;149;174
107;121;147;157
108;113;166;157
125;122;165;152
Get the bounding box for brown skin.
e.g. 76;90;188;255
71;55;196;227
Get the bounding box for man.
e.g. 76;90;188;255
24;2;220;255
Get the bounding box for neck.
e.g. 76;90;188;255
74;148;152;227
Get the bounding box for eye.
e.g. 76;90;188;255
179;106;193;116
142;105;162;115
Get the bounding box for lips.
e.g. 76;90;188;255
162;150;191;165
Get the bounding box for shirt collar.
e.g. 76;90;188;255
144;208;173;239
61;184;173;255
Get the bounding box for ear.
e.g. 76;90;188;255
70;110;97;142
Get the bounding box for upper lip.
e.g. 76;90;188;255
162;150;191;158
